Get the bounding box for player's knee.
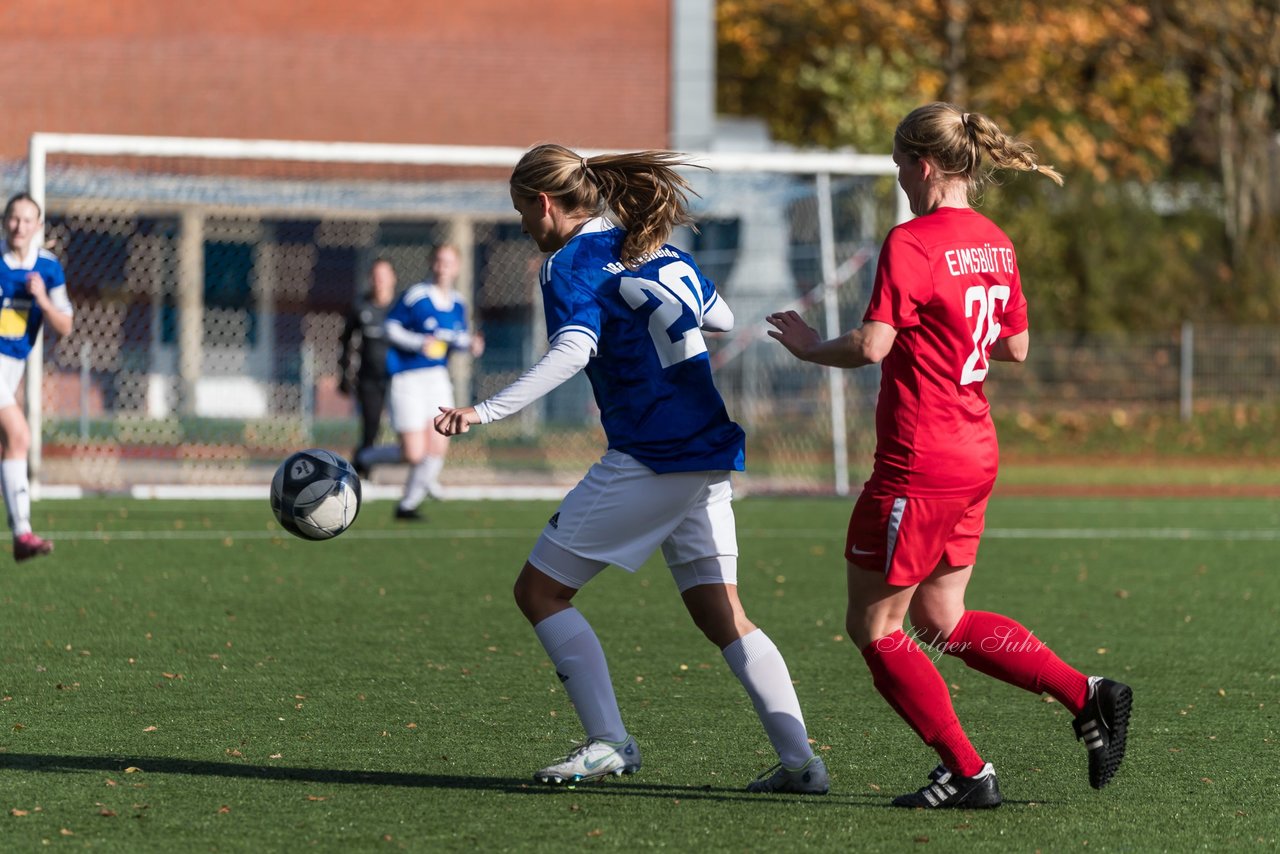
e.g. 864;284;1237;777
513;565;567;623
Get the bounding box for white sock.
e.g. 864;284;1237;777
722;629;813;768
358;444;403;466
534;608;627;743
1;458;32;536
399;460;433;510
422;455;445;496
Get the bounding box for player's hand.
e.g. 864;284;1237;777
25;272;47;302
470;332;486;358
434;405;480;436
423;335;448;360
766;310;821;361
337;377;353;395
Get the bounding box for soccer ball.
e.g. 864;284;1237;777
270;448;362;540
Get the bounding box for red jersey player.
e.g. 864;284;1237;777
768;102;1131;808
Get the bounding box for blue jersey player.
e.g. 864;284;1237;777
0;194;74;562
360;244;483;520
435;144;827;794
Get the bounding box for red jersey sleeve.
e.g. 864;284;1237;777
863;227;932;329
999;264;1028;337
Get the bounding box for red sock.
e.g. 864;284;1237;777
861;631;985;777
944;610;1089;714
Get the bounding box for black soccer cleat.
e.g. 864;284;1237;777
394;505;425;521
892;762;1002;809
1073;676;1132;789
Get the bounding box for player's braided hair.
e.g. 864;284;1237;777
895;103;1064;192
510;144;701;269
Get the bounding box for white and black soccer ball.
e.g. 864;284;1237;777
270;448;362;540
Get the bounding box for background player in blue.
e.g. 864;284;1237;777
360;245;483;519
435;144;827;793
0;194;73;562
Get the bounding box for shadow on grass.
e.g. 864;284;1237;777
1;753;1052;807
0;752;525;793
0;753;854;804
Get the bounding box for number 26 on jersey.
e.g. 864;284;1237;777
960;284;1010;385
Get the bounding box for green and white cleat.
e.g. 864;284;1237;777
533;736;641;785
746;755;830;794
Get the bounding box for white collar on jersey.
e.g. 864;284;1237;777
419;281;459;311
577;216;616;236
1;238;41;270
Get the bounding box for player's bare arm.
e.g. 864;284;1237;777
989;329;1029;363
767;311;896;368
26;272;74;337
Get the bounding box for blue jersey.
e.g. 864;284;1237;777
541;217;745;474
384;282;470;375
0;244;69;360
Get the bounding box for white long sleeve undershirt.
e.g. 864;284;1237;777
701;296;734;333
386;318;471;354
472;295;734;424
473;330;595;424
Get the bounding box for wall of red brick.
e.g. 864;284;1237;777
2;0;671;158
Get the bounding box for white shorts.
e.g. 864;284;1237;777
0;354;26;409
528;450;739;592
388;367;454;433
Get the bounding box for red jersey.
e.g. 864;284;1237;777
862;207;1027;498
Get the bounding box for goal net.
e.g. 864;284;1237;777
18;133;902;497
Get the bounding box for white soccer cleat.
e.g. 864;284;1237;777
746;755;830;794
533;736;642;785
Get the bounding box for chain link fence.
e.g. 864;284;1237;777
9;139;1276;496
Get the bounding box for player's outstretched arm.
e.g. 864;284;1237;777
434;406;481;436
767;312;897;368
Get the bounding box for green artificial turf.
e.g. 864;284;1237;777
1;496;1276;851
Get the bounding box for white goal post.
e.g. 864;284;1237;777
25;132;904;496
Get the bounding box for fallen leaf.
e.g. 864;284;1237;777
218;805;231;814
60;828;75;836
99;809;117;818
124;767;142;774
143;726;158;733
105;779;117;787
226;749;243;758
269;753;283;760
10;809;28;817
306;795;328;802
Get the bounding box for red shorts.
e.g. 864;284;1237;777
845;485;992;587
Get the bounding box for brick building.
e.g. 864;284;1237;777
2;0;715;156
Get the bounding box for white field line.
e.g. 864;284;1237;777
39;527;1280;543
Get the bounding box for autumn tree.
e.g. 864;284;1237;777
717;1;1233;331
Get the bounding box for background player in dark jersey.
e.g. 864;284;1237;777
0;193;73;562
435;144;827;793
338;258;396;478
768;103;1131;808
